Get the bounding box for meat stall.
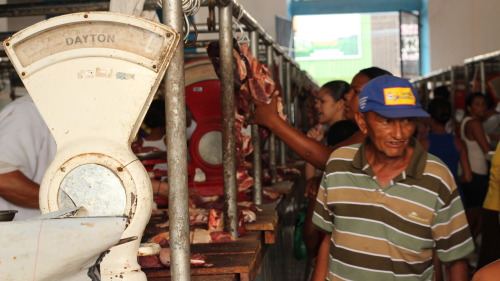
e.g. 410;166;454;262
411;50;500;135
0;1;319;281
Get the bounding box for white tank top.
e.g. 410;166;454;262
460;116;489;175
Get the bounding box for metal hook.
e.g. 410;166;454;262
207;0;216;32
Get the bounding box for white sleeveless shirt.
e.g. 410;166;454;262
460;116;489;175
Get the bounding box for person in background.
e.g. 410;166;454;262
460;92;492;239
420;98;472;198
136;98;167;151
312;75;473;281
481;94;500;148
432;85;455;134
476;142;500;270
0;94;56;220
304;80;350;196
252;67;392;172
303;119;358;275
473;260;500;281
420;98;473;280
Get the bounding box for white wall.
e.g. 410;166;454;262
428;0;500;71
238;0;288;40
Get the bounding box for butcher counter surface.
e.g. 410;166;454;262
144;231;263;281
143;167;303;281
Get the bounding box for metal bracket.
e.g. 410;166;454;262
207;0;216;32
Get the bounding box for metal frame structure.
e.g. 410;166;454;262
463;50;500;96
0;1;319;280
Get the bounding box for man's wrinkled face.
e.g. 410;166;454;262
355;111;416;158
344;73;371;121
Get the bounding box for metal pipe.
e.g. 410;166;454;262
464;65;470;96
480;61;486;94
450;67;456;131
163;1;191;280
294;95;299;129
250;30;263;205
219;2;239;237
0;0;161;17
266;44;277;184
277;54;286;165
285;61;292;125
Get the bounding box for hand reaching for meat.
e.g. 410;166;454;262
307;124;325;142
250;91;283;129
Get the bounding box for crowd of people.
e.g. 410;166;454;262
1;63;500;280
252;68;500;280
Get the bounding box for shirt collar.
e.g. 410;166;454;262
352;138;426;180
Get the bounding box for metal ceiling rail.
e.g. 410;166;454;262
0;0;317;88
0;0;159;17
463;50;500;64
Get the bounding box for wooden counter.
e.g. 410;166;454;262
144;232;264;281
143;172;301;281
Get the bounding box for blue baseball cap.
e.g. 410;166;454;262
358;75;430;118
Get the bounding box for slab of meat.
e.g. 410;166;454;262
237;201;262;212
210;231;236;243
138;254;164;269
158;248;213;268
192;229;213;244
208;209;224;232
149;232;171;247
206;39;249;92
236;166;254;192
263;187;281;202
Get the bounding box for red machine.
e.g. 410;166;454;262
185;58;224;195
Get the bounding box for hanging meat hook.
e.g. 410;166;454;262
207;0;216;32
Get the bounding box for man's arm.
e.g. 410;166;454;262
311;232;330;281
0;170;40;208
446;259;469;281
252;95;333;169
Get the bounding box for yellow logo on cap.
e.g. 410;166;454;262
383;87;416;106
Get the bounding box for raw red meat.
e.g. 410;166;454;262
158;248;213;268
208;209;224;232
236;166;254;192
138;254;163;269
209;231;235;243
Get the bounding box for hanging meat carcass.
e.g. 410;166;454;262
207;39;286;193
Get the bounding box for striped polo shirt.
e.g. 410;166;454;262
312;139;474;281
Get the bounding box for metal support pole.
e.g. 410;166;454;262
294;95;299;129
277;54;286;165
250;30;263;205
480;61;486;94
284;61;293;159
450;67;456;131
219;2;239;237
464;65;470;95
163;0;191;280
285;61;292;126
266;44;277;184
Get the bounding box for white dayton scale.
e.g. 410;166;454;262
3;12;179;281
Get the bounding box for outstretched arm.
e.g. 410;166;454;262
251;95;333;170
0;170;40;208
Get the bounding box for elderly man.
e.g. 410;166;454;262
312;76;474;280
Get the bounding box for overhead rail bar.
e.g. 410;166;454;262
463;50;500;64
